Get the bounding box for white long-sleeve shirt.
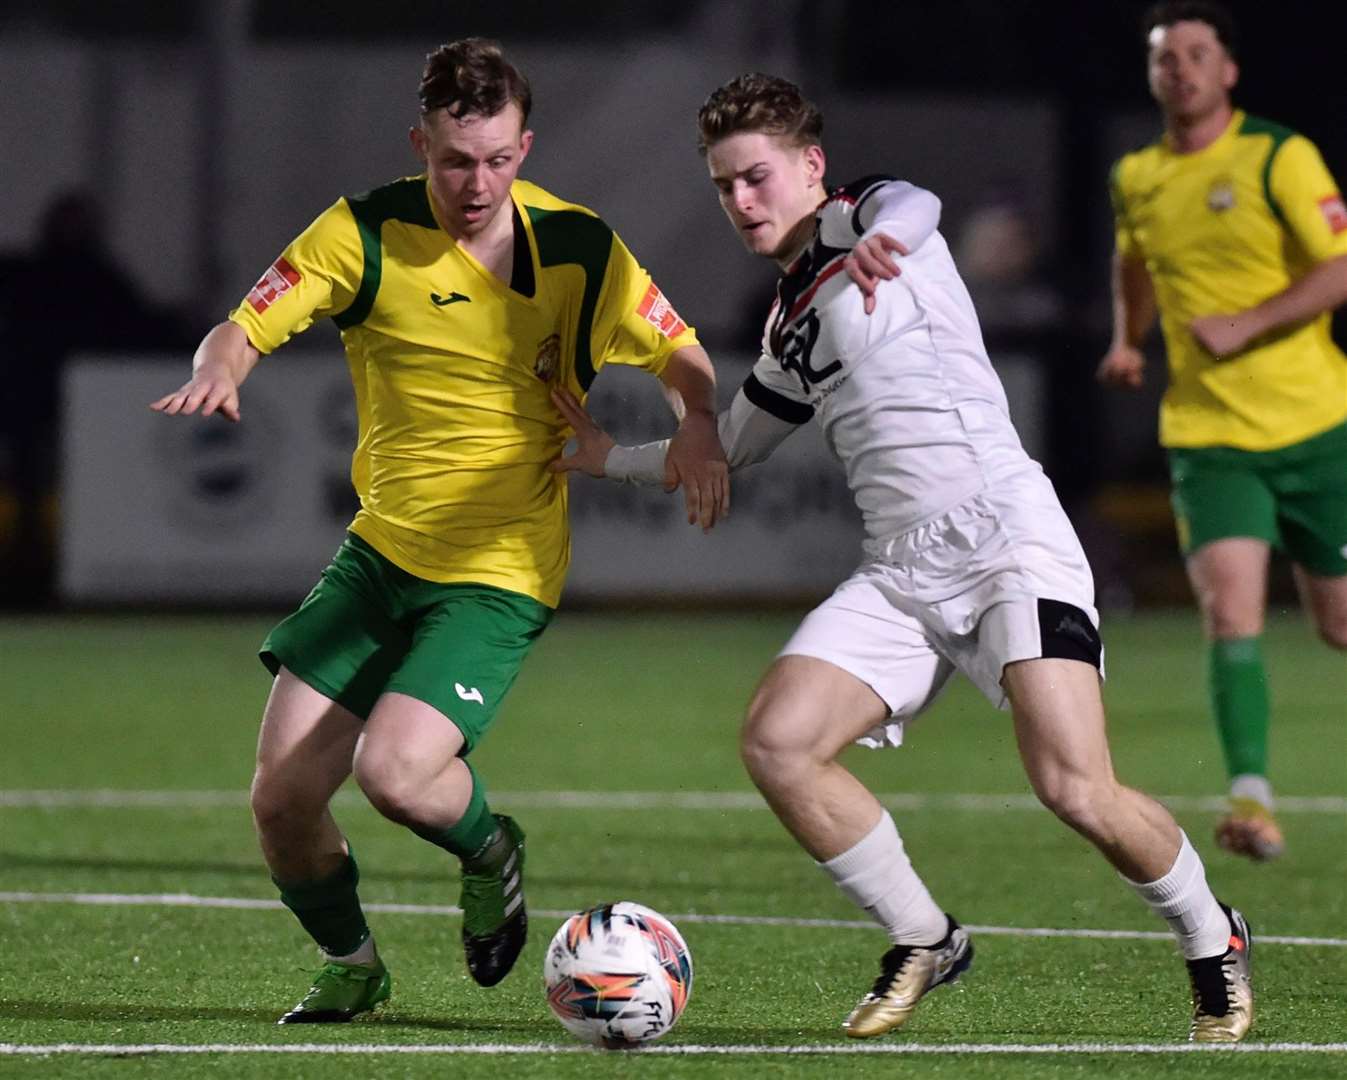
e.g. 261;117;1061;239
607;176;1045;541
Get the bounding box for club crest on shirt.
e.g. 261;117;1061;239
534;333;561;382
246;256;301;313
636;282;688;339
1206;179;1236;213
1318;193;1347;234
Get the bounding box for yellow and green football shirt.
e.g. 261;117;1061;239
1111;109;1347;450
229;177;697;608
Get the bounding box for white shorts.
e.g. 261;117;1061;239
778;475;1102;748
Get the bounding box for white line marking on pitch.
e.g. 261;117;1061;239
1;1041;1344;1057
2;788;1343;813
1;891;1342;948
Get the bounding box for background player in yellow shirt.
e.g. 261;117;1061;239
1100;2;1347;860
151;38;727;1023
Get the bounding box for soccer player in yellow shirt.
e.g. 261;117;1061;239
152;38;727;1023
1100;2;1347;861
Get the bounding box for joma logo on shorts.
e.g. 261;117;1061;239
455;683;484;705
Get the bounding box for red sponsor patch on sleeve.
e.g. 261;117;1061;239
1318;194;1347;235
636;282;688;340
245;256;302;313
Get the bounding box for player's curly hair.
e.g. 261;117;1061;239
1144;1;1237;59
696;73;823;156
419;38;532;123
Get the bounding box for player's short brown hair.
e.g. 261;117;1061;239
419;38;532;124
696;73;823;156
1144;1;1237;59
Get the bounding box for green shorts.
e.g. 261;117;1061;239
260;533;554;752
1168;420;1347;576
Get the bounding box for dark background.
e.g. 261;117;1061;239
1;0;1340;609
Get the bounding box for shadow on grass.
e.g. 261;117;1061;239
0;999;545;1036
0;852;759;900
0;1000;278;1024
0;852;443;885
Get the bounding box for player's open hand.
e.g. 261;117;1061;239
665;409;730;532
1190;313;1255;359
845;232;909;315
1096;344;1146;390
548;387;615;478
149;368;241;421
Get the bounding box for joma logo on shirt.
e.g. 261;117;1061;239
245;257;301;313
431;291;472;306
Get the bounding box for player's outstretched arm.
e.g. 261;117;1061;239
1191;253;1347;358
1097;251;1155;389
659;345;730;532
549;379;801;522
150;321;261;422
845;181;942;315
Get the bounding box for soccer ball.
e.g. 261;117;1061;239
543;901;693;1047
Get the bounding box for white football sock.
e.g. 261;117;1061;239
1230;773;1275;810
323;934;379;967
819;810;948;945
1122;832;1231;960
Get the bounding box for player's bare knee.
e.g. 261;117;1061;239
740;713;817;791
740;726;800;788
1033;773;1112;836
250;769;320;834
1203;608;1263;639
1314;615;1347;650
350;746;417;824
354;767;422;825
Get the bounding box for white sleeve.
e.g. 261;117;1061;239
603;382;805;486
855;180;942;253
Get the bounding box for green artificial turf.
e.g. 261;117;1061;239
1;610;1343;1078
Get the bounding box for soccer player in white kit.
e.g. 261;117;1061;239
550;73;1254;1043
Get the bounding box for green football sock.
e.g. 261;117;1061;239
410;761;500;862
1207;636;1269;781
275;850;371;958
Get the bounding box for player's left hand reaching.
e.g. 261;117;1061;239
845;232;909;315
548;387;615;477
549;387;730;532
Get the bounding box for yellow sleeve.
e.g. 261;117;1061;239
1109;156;1141;259
227;199;364;354
591;232;698;378
1269;135;1347;263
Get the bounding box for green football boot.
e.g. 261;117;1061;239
460;814;527;986
277;958;391;1024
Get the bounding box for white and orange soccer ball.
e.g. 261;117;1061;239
543;901;693;1047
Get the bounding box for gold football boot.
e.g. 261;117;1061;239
843;916;973;1038
1186;905;1254;1043
1215;797;1285;861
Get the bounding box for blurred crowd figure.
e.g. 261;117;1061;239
954;188;1128;607
0;189;194;605
955;192;1065;338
